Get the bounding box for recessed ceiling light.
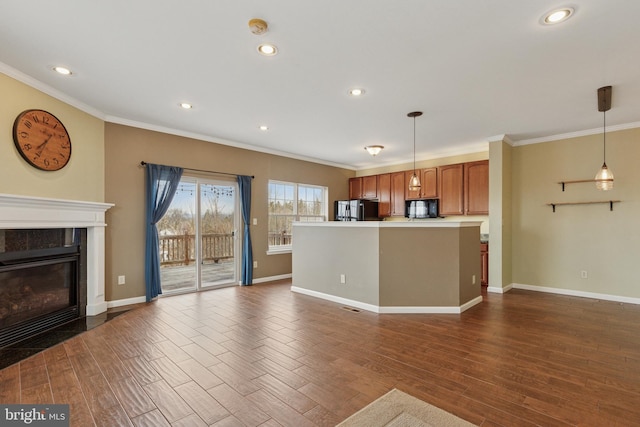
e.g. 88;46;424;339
349;88;365;96
257;43;278;56
53;66;72;76
541;7;574;25
179;102;193;109
259;125;269;131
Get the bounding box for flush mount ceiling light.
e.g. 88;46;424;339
595;85;614;190
364;145;384;156
53;66;72;76
541;7;574;25
259;125;269;131
257;43;278;56
407;111;423;191
179;102;193;109
349;88;365;97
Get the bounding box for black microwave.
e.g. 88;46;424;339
405;199;439;219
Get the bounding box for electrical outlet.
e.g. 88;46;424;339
252;218;257;225
581;270;588;279
472;275;476;285
118;275;125;285
253;261;258;268
340;274;346;284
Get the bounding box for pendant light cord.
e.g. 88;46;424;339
413;116;417;174
603;109;607;165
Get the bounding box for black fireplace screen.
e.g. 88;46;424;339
0;258;77;330
0;228;85;347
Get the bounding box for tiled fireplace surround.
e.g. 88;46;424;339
0;193;113;316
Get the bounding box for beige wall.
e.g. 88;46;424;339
104;123;354;301
488;140;513;289
0;73;104;201
511;127;640;298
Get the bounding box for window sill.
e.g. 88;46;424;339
267;247;292;255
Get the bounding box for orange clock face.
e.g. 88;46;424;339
13;109;72;171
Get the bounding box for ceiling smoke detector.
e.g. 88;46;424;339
248;18;268;35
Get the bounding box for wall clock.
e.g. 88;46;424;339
13;109;72;171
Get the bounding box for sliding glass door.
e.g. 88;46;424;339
158;177;239;294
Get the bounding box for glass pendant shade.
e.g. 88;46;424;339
595;163;614;190
408;173;421;191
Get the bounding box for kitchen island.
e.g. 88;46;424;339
291;221;483;313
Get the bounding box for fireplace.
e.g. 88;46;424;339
0;194;113;338
0;228;88;347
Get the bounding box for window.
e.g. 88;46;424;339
268;180;327;252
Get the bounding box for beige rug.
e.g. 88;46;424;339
337;389;476;427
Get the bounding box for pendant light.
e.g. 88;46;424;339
407;111;422;191
595;86;614;190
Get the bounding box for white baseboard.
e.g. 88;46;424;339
291;286;483;314
511;283;640;305
107;296;147;309
252;273;292;284
487;283;513;294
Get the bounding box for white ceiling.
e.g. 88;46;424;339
2;1;639;170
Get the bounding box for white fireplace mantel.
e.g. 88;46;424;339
0;193;114;315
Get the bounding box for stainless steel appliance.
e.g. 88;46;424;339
334;199;379;221
405;199;439;219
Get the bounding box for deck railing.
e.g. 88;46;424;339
268;232;292;246
159;233;234;266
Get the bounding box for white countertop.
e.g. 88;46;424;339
293;220;483;228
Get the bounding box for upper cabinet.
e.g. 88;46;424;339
438;164;465;215
405;167;438;200
347;159;487;218
377;174;391;217
349;176;377;200
438;160;489;216
390;172;405;217
464;160;489;215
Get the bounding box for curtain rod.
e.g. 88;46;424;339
140;161;254;179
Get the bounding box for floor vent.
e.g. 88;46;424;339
342;306;360;313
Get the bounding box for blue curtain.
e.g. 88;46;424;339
145;163;183;301
238;175;253;285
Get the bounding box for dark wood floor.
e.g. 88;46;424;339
1;280;640;426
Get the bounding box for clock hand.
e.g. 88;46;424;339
34;133;53;156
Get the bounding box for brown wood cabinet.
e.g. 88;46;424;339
405;167;438;200
481;242;489;286
348;177;361;200
439;160;488;216
390;172;405;216
438;164;464;215
377;174;391;217
349;176;377;200
346;160;487;218
464;160;489;215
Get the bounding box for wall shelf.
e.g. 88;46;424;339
547;200;620;212
558;179;613;191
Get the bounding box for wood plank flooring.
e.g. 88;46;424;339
2;280;640;426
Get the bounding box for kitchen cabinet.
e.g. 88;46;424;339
390;172;405;216
405;167;438;200
439;160;488;216
377;174;391;217
464;160;489;215
349;177;361;200
439;164;464;215
349;176;377;200
480;242;488;286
